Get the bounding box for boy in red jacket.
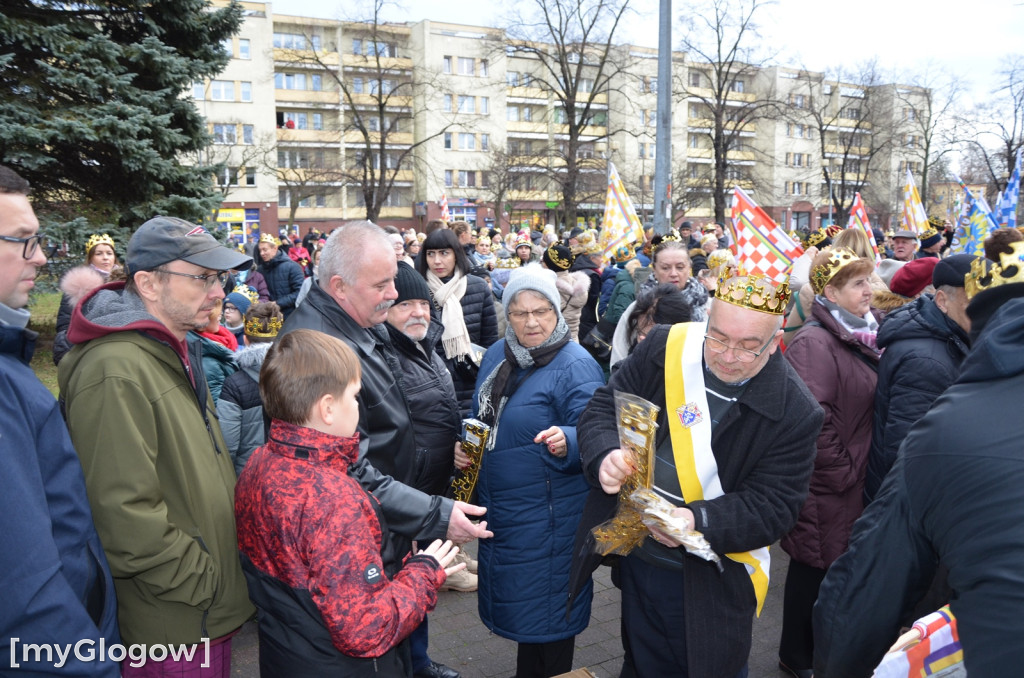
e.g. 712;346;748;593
235;328;464;677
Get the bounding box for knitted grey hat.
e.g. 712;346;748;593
502;263;562;320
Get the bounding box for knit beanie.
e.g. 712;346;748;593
224;292;252;316
394;262;430;304
503;263;562;319
542;244;574;271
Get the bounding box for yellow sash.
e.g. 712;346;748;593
664;322;771;616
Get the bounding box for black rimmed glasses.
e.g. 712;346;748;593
0;233;52;260
154;268;229;291
703;334;774;363
508;306;555;322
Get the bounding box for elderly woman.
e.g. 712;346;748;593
777;247;882;678
609;239;709;369
468;264;604;678
416;228;499;416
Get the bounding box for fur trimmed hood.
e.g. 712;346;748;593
232;341;272;380
555;270;591;299
59;266;106;306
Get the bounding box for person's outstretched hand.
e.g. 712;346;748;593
446;501;494;543
419;539;465;578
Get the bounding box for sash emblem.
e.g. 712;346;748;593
677;402;703;428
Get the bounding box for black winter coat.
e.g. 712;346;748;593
569;324;823;677
279;282;453;568
258;251;305;317
814;296;1024;678
863;296;969;503
385;320;461;497
570;254;602;340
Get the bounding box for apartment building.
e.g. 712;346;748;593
197;1;930;239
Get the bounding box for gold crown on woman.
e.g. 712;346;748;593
85;233;115;254
245;315;283;338
715;267;791;315
259;232;279;245
493;256;521;269
965;240;1024;299
810;247;858;294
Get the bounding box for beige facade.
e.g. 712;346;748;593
196;1;930;236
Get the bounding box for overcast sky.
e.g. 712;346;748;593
279;0;1023;97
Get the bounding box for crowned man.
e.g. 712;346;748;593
568;269;824;677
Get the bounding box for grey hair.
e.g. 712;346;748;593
319;220;390;285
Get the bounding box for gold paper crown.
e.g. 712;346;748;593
245;315;283;338
493;256;521;269
965;241;1024;299
918;226;940;241
806;229;829;248
232;284;259;305
477;234;491;245
545;244;572;270
715;269;792;315
85;233;115;254
259;232;278;245
707;248;735;270
810;247;859;294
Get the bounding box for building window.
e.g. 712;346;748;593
443;94;453;112
458;133;476;150
240;82;252;102
904;108;916;121
731;79;744;93
238;39;250;59
212;124;236;144
221;38;233;56
214;167;238;187
480;97;489;114
457;95;475;114
192;81;205;100
842;106;861;120
507;71;520;87
312;113;323;130
242;124;254;144
283;112;307;129
458;57;474;75
444;132;452;149
245;167;256;186
790;93;806;109
507;106;519;122
481;134;489;151
210;80;234;101
443;55;452;73
369;78;394;95
479;59;488;77
689;134;699;149
352;38;362;55
579;78;595;93
458;170;476;187
275;33;320;51
445;170;453;187
689;71;701;87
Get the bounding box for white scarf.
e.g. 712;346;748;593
426;269;472;360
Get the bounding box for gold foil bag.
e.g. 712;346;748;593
450;418;490;503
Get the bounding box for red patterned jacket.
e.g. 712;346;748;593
235;420;446;677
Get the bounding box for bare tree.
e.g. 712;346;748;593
191;122;266;220
275;0;454;222
481;148;527;232
957;55;1024;202
500;0;635;229
258;138;349;231
677;0;779;223
789;61;896;223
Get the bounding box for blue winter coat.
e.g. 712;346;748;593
0;322;120;676
258;250;305;317
471;339;604;643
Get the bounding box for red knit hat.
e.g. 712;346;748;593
889;257;939;298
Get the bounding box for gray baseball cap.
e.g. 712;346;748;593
126;216;252;275
892;229;918;240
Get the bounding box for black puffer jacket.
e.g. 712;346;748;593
385;319;462;497
814;297;1024;678
258;251;305;317
864;295;969;503
570;253;602;340
433;273;498;416
279;282;453;568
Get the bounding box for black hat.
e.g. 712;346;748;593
126;216;251;275
932;254;979;289
569;226;585;239
542;243;574;271
394;262;430;304
679;221;693;232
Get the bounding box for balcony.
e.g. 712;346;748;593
507;121;548;135
273;48;339;67
277;128;341;144
342;130;413;146
346;93;413;109
506;86;548;101
275;89;337;105
341;53;413;71
687;87;757;104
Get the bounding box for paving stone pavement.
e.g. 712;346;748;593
232;541;794;677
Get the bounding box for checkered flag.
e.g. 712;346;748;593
847;192;880;264
730;186;803;282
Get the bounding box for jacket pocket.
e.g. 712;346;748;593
185;527;218;637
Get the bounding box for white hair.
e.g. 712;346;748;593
319;220;390;285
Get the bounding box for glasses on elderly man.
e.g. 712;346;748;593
0;233;53;260
703;334;774;363
154;268;230;291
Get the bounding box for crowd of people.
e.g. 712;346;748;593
5;155;1024;678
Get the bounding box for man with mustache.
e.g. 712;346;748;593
384;262;474;678
279;223;491;676
60;216;256;675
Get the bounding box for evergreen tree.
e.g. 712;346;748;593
0;0;243;231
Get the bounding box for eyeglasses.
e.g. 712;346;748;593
508;306;555;322
0;233;51;260
155;268;229;291
703;334;774;363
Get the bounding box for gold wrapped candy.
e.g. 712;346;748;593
450;418;490;503
592;392;660;556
